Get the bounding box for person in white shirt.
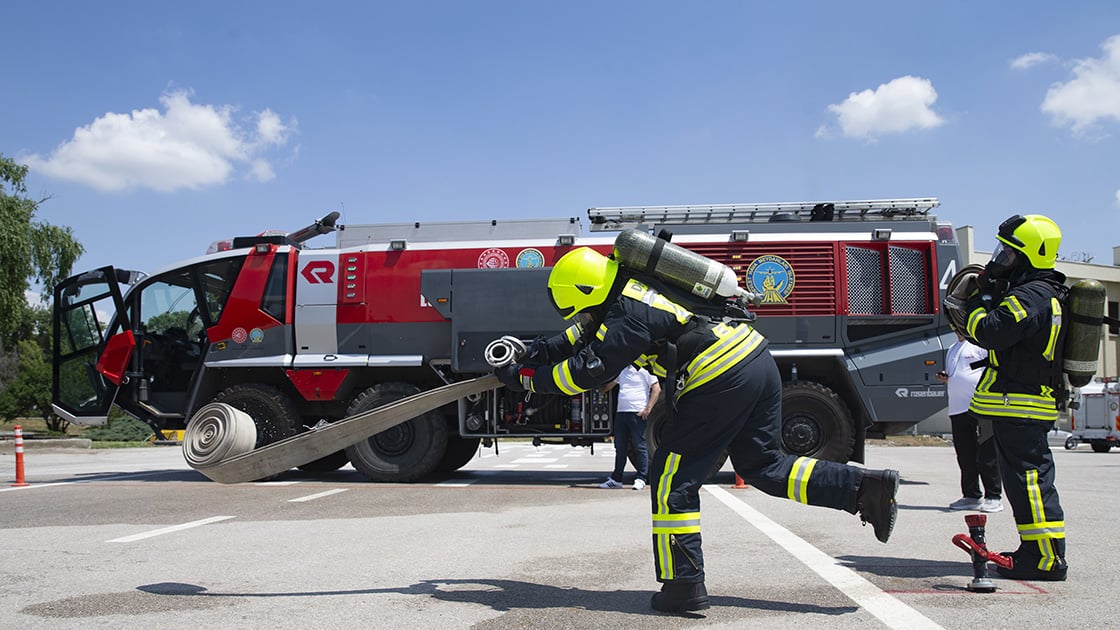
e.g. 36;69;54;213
937;332;1003;512
598;365;660;490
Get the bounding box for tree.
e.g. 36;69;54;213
0;154;84;428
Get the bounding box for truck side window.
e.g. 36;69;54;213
260;254;288;322
194;258;243;331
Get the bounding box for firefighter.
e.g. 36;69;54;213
963;214;1068;581
494;247;900;613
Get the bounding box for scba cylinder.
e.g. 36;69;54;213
1064;278;1106;388
613;229;744;300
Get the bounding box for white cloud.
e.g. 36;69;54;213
1041;34;1120;136
1115;188;1120;208
22;90;296;192
819;75;945;141
1011;52;1058;70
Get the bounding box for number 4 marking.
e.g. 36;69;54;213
939;259;958;290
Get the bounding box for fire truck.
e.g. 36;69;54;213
52;198;961;482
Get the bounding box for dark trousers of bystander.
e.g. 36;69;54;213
950;411;1002;500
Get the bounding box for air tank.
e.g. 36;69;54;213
1063;278;1106;388
613;229;745;300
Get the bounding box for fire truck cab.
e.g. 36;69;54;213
52;198;961;482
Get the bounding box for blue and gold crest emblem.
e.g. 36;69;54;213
745;255;795;304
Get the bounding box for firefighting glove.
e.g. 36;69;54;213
521;336;551;366
495;364;534;392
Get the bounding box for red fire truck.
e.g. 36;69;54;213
52;198;961;482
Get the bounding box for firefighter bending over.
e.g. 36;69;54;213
963;214;1068;581
493;247;900;613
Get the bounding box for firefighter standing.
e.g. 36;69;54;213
963;214;1068;581
494;247;900;613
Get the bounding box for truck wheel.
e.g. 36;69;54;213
344;383;449;482
436;435;482;473
781;382;855;463
211;384;298;448
644;398;727;482
1064;437;1078;450
298;450;350;473
1091;440;1112;453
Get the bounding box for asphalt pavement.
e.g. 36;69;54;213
1;441;1116;629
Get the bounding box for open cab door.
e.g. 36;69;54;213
52;266;139;425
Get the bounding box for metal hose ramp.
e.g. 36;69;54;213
183;403;258;469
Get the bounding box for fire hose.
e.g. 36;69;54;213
183;374;501;483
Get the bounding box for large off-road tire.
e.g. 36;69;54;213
781;382;855;462
644;397;727;482
436;434;482;473
211;384;298;448
344;383;449;482
298;450;351;473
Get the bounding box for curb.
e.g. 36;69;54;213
0;438;92;450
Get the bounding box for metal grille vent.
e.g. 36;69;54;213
846;247;883;314
889;246;926;314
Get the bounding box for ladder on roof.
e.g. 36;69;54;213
585;198;940;231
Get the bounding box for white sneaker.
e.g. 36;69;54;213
599;477;623;489
979;498;1004;513
949;497;982;510
633;479;647;491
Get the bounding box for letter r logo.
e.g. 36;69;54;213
301;261;335;284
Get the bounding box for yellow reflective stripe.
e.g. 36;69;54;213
1017;521;1065;540
969;400;1058;422
678;325;764;397
1043;297;1061;361
971;390;1056;407
551;360;581;395
966;307;986;338
595;323;606;341
652;512;701;534
564;322;583;345
655;452;682;581
1026;469;1044;526
786;457;817;504
1003;295;1028;322
622;278;691;323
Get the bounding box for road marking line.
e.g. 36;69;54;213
288;488;349;502
704;485;942;630
437;479;478;487
107;515;236;543
0;470;198;492
511;458;559;464
256;480;303;486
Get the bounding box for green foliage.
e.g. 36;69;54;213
84;412;154;442
0;153;84;352
0;339;62;431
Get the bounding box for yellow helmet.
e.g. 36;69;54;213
547;248;619;319
995;214;1061;270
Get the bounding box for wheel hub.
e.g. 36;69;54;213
782;415;822;454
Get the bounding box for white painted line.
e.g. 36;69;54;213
511;458;559;464
1;470;200;492
436;480;478;487
288;488;349;503
107;515;236;543
704;485;942;630
256;480;303;486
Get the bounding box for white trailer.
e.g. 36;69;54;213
1070;379;1120;452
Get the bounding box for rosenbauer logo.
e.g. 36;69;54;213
301;260;335;284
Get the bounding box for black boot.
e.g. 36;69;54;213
651;581;710;613
995;550;1068;581
857;469;899;543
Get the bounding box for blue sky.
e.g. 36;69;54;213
4;1;1120;283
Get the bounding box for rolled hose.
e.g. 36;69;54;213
183;402;257;469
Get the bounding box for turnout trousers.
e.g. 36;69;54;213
988;417;1066;569
650;350;864;584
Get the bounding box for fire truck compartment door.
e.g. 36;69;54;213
295;251;341;355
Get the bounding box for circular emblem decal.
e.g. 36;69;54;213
249;328;264;343
516;248;545;268
745;255;795;305
478;248;510;269
231;327;248;344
